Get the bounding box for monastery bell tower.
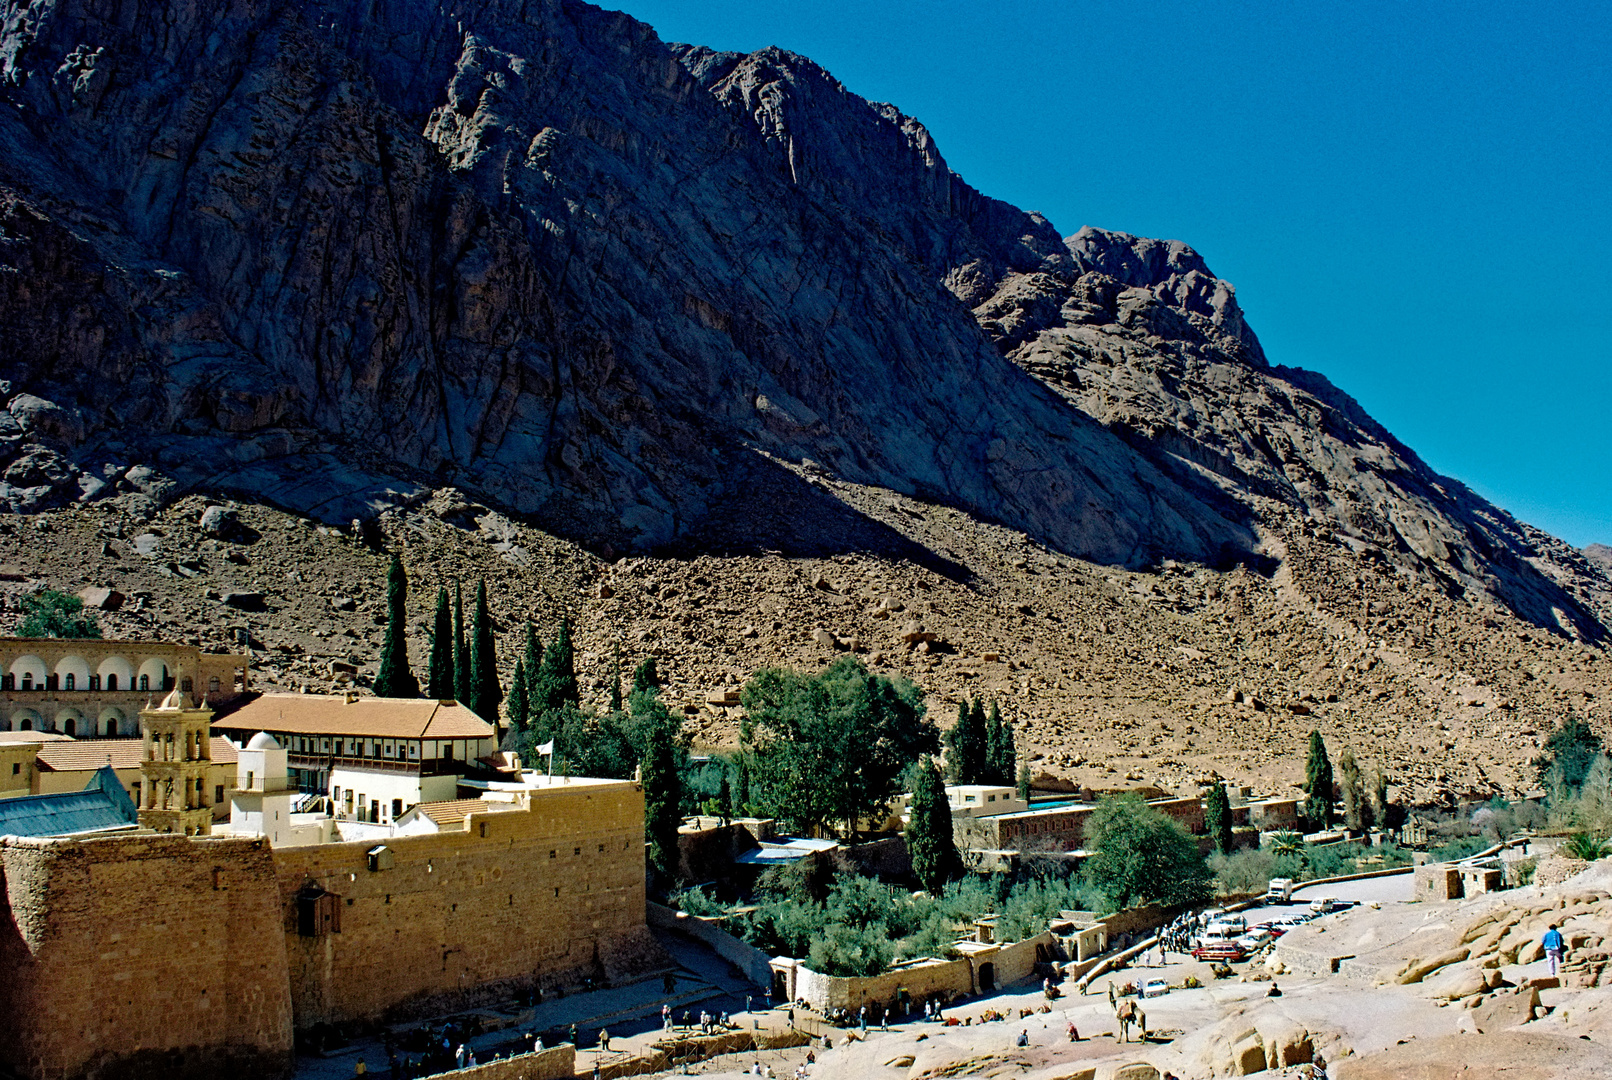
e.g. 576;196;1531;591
138;685;216;836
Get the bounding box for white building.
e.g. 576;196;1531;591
894;783;1027;823
214;694;499;826
230;732;296;847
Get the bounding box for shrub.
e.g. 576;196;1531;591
1428;835;1491;862
1561;832;1611;861
670;885;725;917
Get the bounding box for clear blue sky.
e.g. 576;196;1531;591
611;0;1612;548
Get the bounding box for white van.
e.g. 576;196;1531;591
1308;896;1337;915
1265;878;1294;903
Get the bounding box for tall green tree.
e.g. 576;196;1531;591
453;582;469;705
905;757;961;893
506;659;529;734
466;580;502;722
1338;747;1366;831
17;589;100;639
1368;761;1390;830
1082;793;1213;911
1537;716;1604;795
637;687;685;880
1204;783;1234;856
532;615;579;715
427;587;455;699
741;657;939;838
633;656;659;693
985;701;1016;786
1016;761;1032;802
946;697;987;784
1304;730;1335;828
610;641;624;713
372;553;419;698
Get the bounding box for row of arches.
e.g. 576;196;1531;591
1;706;129;736
7;654;170;691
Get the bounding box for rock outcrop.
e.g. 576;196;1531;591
0;0;1606;645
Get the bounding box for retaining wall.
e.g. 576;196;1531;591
647;903;772;986
786;932;1052;1011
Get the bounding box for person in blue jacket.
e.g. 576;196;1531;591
1543;923;1565;976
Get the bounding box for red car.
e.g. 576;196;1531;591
1191;941;1248;962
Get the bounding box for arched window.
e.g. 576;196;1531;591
139;675;150;691
209;676;220;695
105;719;116;737
63;718;75;736
89;674;100;690
65;673;76;691
20;675;33;691
106;674;118;690
19;719;31;730
45;674;57;691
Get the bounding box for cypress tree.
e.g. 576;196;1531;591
427;587;454;699
984;701;1006;785
1368;761;1389;830
987;701;1016;786
906;757;960;894
453;582;469;705
467;580;502;722
947;698;988;784
632;656;659;694
1205;783;1234;855
506;659;529;734
372;552;419;698
610;641;624;713
1304;730;1335;828
639;694;684;880
1016;760;1032;802
534;615;579;713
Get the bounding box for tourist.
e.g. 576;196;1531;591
1267;983;1283;998
455;1044;467;1070
1066;1022;1079;1042
354;1059;366;1077
1544;924;1565;976
1015;1029;1028;1048
599;1028;610;1052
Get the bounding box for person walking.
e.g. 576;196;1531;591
1066;1021;1079;1042
599;1028;610;1052
455;1044;467;1070
1544;924;1565;976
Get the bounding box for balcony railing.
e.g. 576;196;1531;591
287;752;463;777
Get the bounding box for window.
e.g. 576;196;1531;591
64;673;75;690
443;744;453;760
392;799;402;818
106;674;117;690
215;785;224;804
45;674;57;691
208;677;220;694
10;763;17;775
21;675;32;691
63;718;75;736
0;675;10;690
138;675;149;691
987;794;996;802
181;677;193;694
573;847;580;856
334;785;343;802
105;719;116;736
18;719;29;730
89;674;100;690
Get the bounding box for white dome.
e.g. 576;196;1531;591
157;687;184;711
246;731;281;751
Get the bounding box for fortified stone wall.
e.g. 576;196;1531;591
0;833;294;1080
274;781;655;1027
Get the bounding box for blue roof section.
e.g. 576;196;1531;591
0;766;141;838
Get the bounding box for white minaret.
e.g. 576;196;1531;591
230;731;292;847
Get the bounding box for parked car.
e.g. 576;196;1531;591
1309;896;1338;915
1141;978;1170;998
1191;941;1248;963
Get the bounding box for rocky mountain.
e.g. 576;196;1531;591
0;0;1607;800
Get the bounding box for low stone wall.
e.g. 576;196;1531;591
836;836;911;880
787;932;1052;1011
647;903;772;986
431;1044;574;1080
591;1027;811;1079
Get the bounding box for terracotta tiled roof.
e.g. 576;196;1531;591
215;694;495;740
415;799;518;828
0;731;74;744
34;736;238;772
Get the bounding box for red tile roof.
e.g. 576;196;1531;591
216;694;495;740
34;736;238;772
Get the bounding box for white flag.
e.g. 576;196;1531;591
537;740;555;756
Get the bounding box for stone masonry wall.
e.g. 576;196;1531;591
0;833;294;1080
273;781;652;1027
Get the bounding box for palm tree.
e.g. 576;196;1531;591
1269;831;1304;858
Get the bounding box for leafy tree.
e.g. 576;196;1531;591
506;659;529;734
1368;761;1390;829
372;553;419;698
1082;793;1213;911
532;615;579;715
1016;761;1032;802
16;589;100;639
1537;716;1604;795
427;587;455;699
637;687;685;880
742;657;939;838
731;755;750;815
1338;748;1366;831
1205;783;1234;856
465;580;502;722
905;757;961;893
453;582;469;705
1304;730;1334;828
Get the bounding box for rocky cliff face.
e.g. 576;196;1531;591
0;0;1606;643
